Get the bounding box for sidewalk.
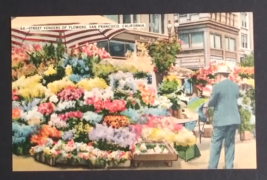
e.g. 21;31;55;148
13;134;256;171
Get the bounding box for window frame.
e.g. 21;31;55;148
179;31;204;49
241;13;248;28
225;36;236;52
210;33;222;49
241;34;248;49
149;14;164;34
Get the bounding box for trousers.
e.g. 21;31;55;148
208;124;239;169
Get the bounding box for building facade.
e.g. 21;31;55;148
103;13;253;68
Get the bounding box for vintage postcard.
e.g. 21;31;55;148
11;13;255;171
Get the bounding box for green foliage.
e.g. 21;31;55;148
147;36;181;73
240;53;254;67
27;42;65;67
93;139;130;152
133;71;148;79
42;66;66;86
238;107;254;133
158;79;179;95
116;64;138;73
246;88;255;114
92;63;117;83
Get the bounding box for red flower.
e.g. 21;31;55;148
153;67;158;72
88;142;93;146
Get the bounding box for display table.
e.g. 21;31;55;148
172;118;198;131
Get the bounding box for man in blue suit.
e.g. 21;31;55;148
205;66;241;169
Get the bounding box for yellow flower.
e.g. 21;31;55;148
44;65;57;76
164;74;181;86
43;147;51;155
77;77;107;91
243;78;255;88
47;77;76;94
65;65;72;76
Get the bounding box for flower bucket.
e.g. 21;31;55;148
15;146;23;155
108;160;131;168
203;125;213;138
175;145;201;162
94;159;106;169
155;72;167;86
240;131;252;141
45;156;56;166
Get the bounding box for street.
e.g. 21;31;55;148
12;134;256;171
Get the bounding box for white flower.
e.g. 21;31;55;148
49;95;58;103
20;106;44;122
49;113;68;128
139;143;147;151
56;101;76;111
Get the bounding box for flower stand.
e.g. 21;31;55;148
132;141;178;168
174;145;201;162
240;131;252;141
107;160;131;168
34;152;56;166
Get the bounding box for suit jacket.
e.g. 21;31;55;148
208;79;241;126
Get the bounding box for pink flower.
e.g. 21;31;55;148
59;111;82;121
38;102;55;115
57;87;84;101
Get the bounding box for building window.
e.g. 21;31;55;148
123;15;131;23
210;34;221;49
149;14;161;33
225;37;236;51
241;13;247;28
97;40;136;57
179;34;190;48
241;34;248;48
179;32;204;49
104;15;120;23
191;32;204;48
133;15;138;23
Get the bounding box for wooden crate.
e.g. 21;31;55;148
132;141;178;167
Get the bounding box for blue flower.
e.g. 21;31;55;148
12;122;39;145
61;130;74;141
83;111;103;124
120;109;141;123
142;107;168;116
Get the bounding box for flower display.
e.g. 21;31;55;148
89;124;136;148
57;86;84;101
77;78;108;91
138;84;156;105
103;115;130;129
12;42;199;167
38;102;55;115
44;65;57;76
59;111;83;121
12;122;39;145
47;78;76;94
82;111;103;124
12;108;22;120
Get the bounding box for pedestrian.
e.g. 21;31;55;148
204;65;241;169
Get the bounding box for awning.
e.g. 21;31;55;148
11;15;127;48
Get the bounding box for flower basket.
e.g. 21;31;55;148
240;131;252;141
174;145;201;162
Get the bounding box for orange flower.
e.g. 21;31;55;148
12;108;21;120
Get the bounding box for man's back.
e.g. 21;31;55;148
209;79;241;126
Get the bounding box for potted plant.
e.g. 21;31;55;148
146;36;182;85
238;90;254;141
